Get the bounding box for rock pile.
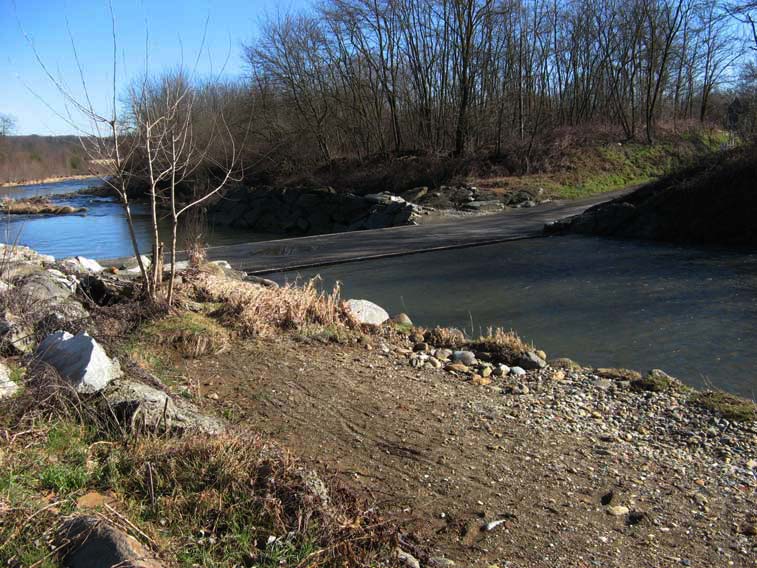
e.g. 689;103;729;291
210;186;422;235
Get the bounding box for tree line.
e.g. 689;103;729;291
0;132;91;184
239;0;751;170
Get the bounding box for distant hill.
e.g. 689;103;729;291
551;145;757;247
0;135;91;185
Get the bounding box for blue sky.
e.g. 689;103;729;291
1;0;310;135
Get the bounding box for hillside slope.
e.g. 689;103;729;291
551;145;757;246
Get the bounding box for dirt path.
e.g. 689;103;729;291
178;336;755;568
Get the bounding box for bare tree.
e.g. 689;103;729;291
129;71;241;304
0;114;16;137
26;5;242;304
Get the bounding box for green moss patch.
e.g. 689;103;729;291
689;391;757;423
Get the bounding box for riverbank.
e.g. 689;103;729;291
0;244;754;566
550;144;757;246
0;174;99;188
0;196;87;215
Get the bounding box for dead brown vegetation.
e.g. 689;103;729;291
0;197;86;215
189;272;356;337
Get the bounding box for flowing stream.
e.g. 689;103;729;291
0;178;268;258
276;236;757;399
3;179;756;398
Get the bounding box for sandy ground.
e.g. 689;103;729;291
172;334;756;568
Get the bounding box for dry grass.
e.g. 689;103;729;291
423;326;467;349
139;311;231;358
1;357;398;567
1;197;86;215
102;434;397;567
189;272;356;337
467;327;530;363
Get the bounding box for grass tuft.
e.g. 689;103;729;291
140;311;231;358
101;434;396;567
424;326;467;349
467;327;530;363
689;391;757;423
190;272;356;337
631;369;689;393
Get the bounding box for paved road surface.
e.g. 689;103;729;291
109;187;633;274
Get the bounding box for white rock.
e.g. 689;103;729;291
510;366;527;376
61;256;104;273
35;331;122;394
484;519;507;531
163;261;189;272
121;255;152;274
494;364;510;377
345;299;389;326
397;549;420;568
0;362;19;399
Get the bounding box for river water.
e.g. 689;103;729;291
276;237;757;399
3;179;756;397
0;178;266;258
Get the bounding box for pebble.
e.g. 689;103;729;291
428;558;456;567
493;364;510;377
472;375;492;386
446;362;470;374
510;366;526;377
608;505;629;516
397;549;420;568
483;519;507;531
435;348;453;361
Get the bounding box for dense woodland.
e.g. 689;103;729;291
238;0;757;170
4;0;757;186
0;131;90;184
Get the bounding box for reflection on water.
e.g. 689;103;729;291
0;179;273;259
276;236;757;398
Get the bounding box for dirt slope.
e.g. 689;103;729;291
175;336;756;568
